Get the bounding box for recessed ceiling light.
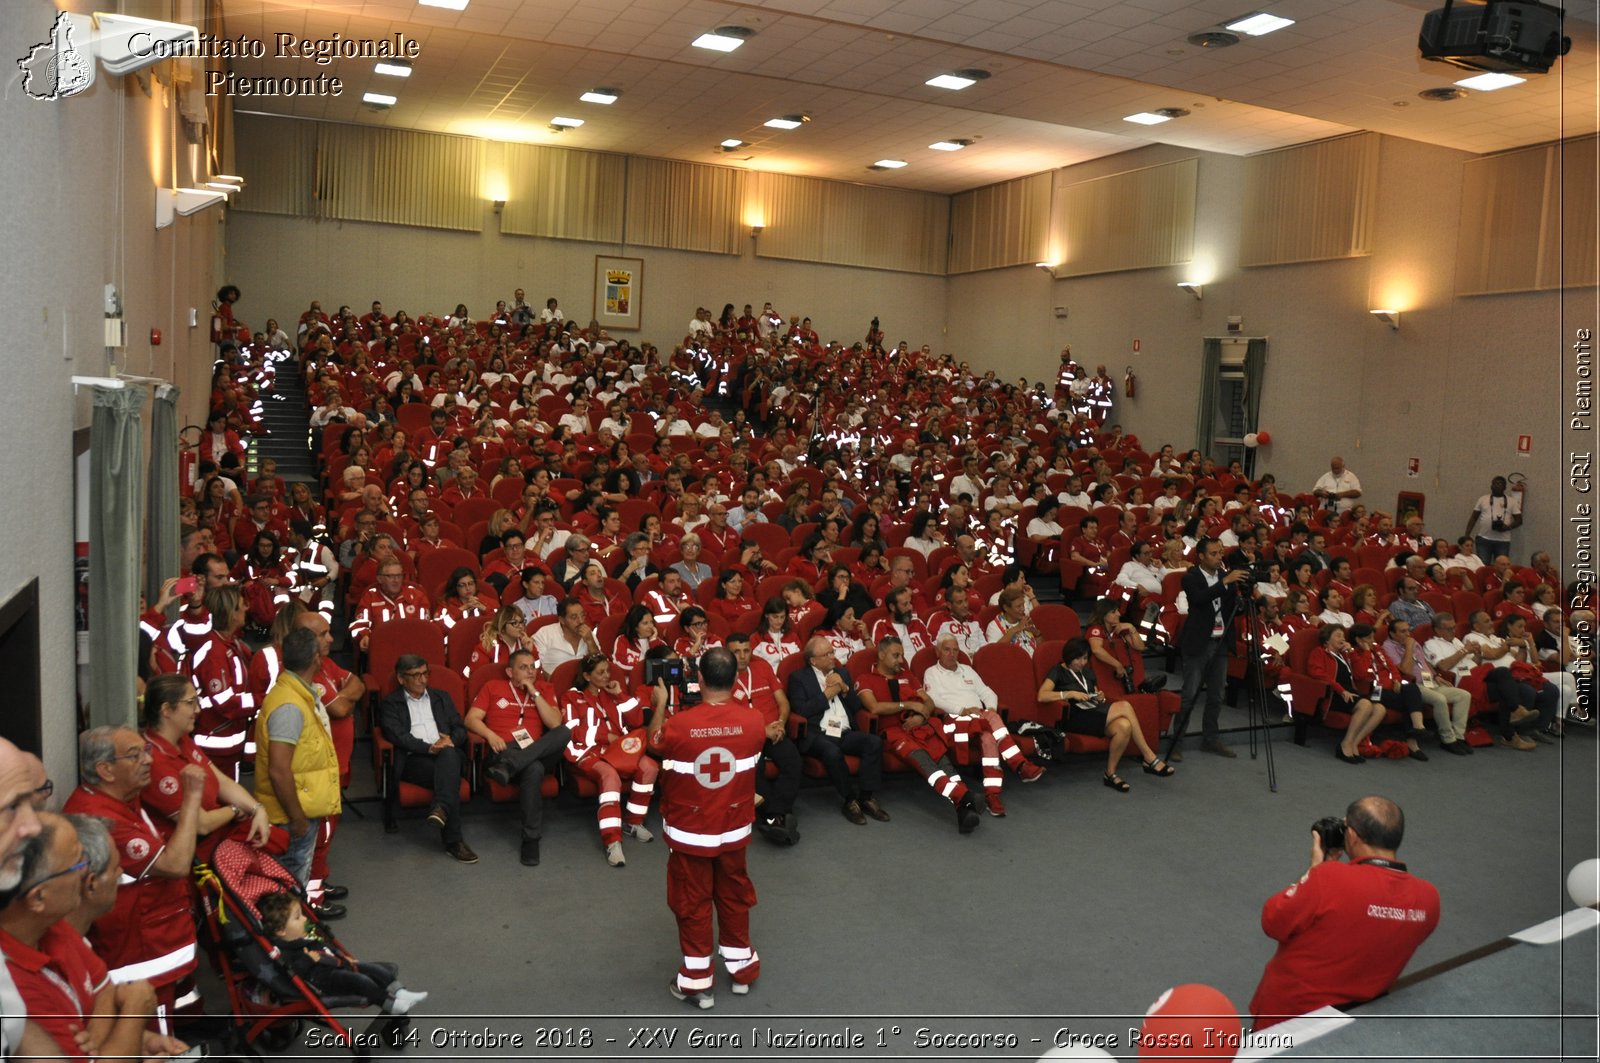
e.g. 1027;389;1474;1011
693;26;753;52
926;69;990;90
929;139;971;151
362;92;397;107
1124;111;1173;125
1224;12;1294;36
580;88;619;104
764;115;807;130
720;138;745;148
873;159;907;169
418;0;469;9
374;59;412;77
1455;72;1527;91
549;116;584;128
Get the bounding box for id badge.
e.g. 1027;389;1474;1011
1421;677;1437;690
822;705;846;738
511;728;534;749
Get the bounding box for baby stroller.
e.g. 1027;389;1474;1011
194;840;411;1058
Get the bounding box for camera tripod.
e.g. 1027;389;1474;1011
1162;574;1279;792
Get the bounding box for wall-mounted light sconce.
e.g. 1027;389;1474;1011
1036;262;1058;278
155;187;227;230
751;225;765;236
1177;282;1203;301
493;199;505;214
1370;309;1401;330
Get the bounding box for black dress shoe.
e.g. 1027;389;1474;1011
956;796;980;834
1139;676;1168;693
445;842;480;864
841;800;867;826
311;902;347;920
860;797;891;822
322;883;349;901
384;819;399;835
485;761;513;787
520;839;541;867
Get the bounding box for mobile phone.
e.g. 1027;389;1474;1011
174;575;199;596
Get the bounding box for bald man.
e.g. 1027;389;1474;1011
1312;456;1362;515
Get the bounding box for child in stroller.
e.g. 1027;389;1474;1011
256;891;428;1015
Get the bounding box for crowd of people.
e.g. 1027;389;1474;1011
5;286;1590;1052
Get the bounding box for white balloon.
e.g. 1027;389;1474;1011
1569;858;1600;907
1243;432;1259;448
1039;1046;1117;1060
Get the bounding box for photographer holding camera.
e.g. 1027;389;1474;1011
1170;537;1251;761
1249;795;1439;1030
1464;475;1522;561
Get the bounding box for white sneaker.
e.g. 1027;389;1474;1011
731;981;751;996
389;989;428;1015
623;823;654;843
606;841;626;867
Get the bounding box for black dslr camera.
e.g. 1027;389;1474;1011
1312;816;1346;853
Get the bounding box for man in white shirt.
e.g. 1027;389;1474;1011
1463;476;1522;561
1311;456;1362;515
539;297;563;324
532;597;601;677
1115;541;1166;598
687;308;714;338
920;636;1043;816
948;456;986;504
1056;474;1092;511
1386;617;1473;754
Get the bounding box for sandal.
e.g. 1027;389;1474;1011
1103;772;1130;793
1141;758;1175;777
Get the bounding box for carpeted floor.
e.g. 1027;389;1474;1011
243;691;1597;1061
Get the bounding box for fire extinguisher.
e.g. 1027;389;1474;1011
1123;365;1137;399
178;426;201;497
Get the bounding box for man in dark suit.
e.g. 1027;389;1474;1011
784;637;889;825
1171;538;1251;762
377;653;478;862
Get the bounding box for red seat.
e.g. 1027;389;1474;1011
447;614;492;672
418;546;480;600
451;497;501;529
1030;603;1081;641
364;618;447;702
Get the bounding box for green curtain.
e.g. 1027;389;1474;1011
1244;339;1267;431
146;385;180;613
89;385;146;728
1195;338;1221;458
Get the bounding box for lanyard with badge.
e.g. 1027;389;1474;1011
508;685;537;748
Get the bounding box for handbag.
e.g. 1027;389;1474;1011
1509;659;1548;689
598;729;649;775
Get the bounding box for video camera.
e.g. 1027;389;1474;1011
644;655;696;689
1312;816;1346;853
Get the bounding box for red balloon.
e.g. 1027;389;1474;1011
1137;983;1242;1060
1256;431;1272;446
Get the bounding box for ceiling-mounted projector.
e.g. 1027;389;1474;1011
1419;0;1570;74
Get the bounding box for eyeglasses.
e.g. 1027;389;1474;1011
399;668;430;680
106;747;152;764
26;857;90;893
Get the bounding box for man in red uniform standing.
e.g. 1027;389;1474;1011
1249;795;1439;1030
650;647;765;1010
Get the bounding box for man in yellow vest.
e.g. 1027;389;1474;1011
254;627;347;886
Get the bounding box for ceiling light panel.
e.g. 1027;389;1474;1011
1224;13;1295;37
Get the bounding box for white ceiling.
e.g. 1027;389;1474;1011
215;0;1598;193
